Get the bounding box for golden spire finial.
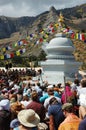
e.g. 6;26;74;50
58;12;64;32
58;12;64;23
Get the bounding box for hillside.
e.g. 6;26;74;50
0;4;86;39
0;4;86;69
0;16;35;39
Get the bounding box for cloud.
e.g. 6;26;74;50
0;0;85;17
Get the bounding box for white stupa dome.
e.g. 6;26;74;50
46;33;74;54
47;33;74;48
49;34;73;46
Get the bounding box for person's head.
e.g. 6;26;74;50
17;88;23;101
31;92;39;102
10;102;24;119
1;90;9;99
74;79;80;86
3;92;9;99
47;88;54;95
62;103;73;117
0;99;10;111
65;82;70;87
47;85;54;95
80;78;86;88
18;109;40;129
17;88;23;95
22;95;29;101
36;82;40;87
10;94;17;104
57;83;62;88
49;97;58;105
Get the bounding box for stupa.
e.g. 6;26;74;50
40;33;81;84
40;13;81;84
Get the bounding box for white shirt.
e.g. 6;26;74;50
44;96;61;109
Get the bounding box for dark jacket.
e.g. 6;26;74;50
0;110;11;130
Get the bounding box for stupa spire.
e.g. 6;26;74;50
58;12;65;32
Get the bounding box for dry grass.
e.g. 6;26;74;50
0;32;20;45
73;39;86;70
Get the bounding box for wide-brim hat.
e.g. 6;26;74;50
18;109;40;128
79;71;86;76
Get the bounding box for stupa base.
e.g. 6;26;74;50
42;71;65;85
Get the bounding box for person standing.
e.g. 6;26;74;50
0;99;11;130
26;92;45;122
13;109;40;130
78;115;86;130
48;97;65;130
77;78;86;119
58;103;81;130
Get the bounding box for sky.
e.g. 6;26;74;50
0;0;86;17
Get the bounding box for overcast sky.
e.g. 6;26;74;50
0;0;86;17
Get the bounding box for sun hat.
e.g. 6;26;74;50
47;85;53;89
0;99;10;111
62;103;73;111
18;109;40;128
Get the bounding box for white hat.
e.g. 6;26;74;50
47;85;53;89
18;109;40;128
0;99;10;111
79;71;86;76
38;123;48;130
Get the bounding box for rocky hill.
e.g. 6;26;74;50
0;4;86;39
0;16;35;39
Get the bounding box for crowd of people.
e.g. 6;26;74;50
0;68;86;130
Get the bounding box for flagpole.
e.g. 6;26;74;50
64;76;67;103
